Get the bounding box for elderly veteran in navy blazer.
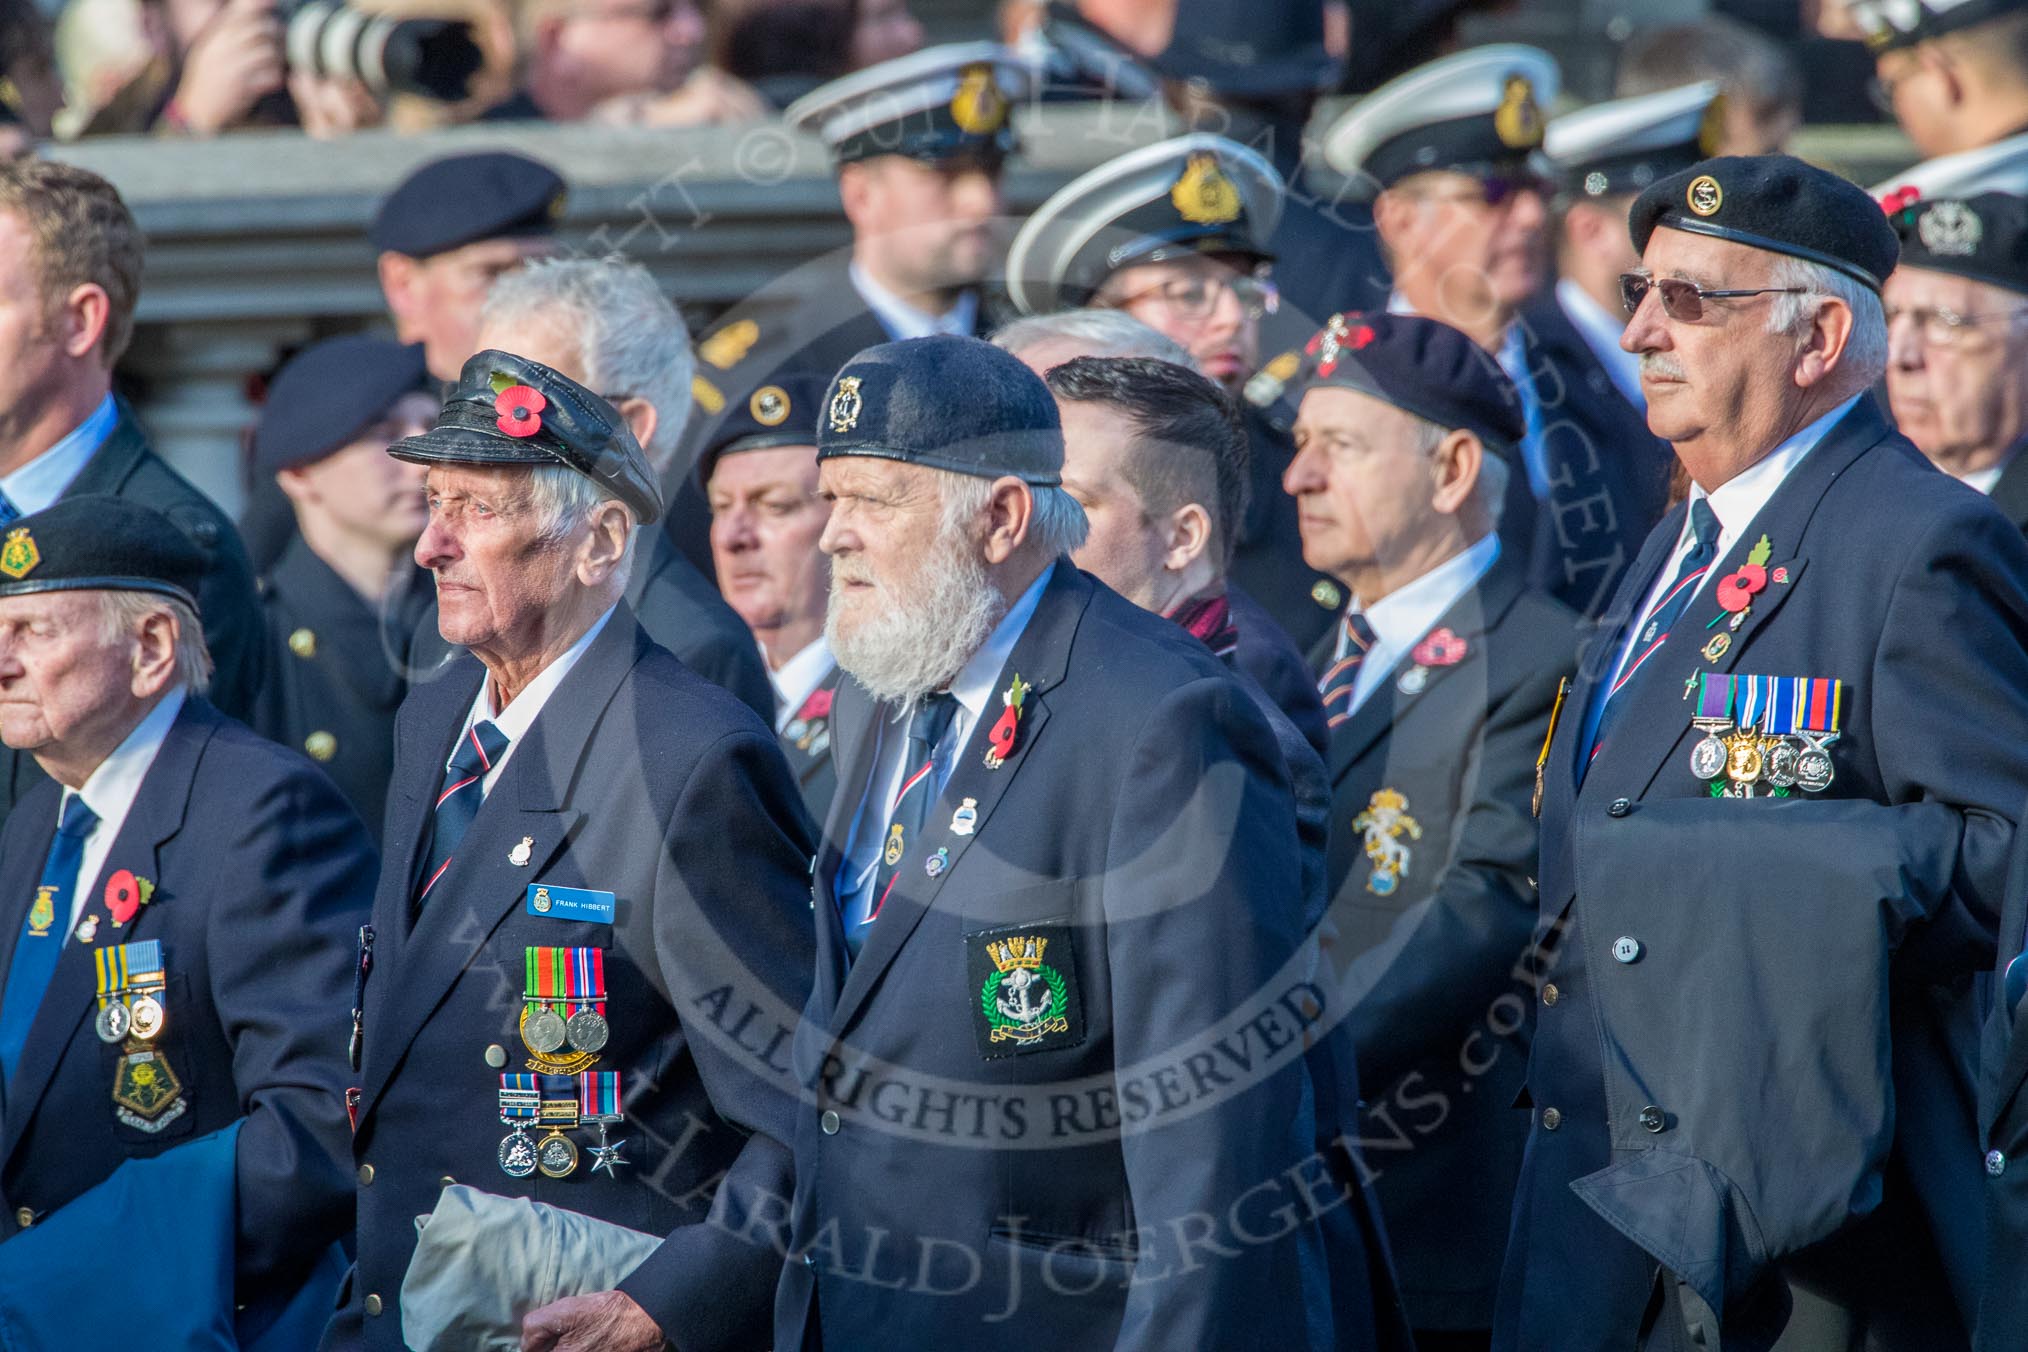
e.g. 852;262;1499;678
0;496;370;1327
1503;155;2028;1352
776;334;1403;1351
1285;311;1580;1347
323;352;816;1352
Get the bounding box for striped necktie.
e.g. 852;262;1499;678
1318;611;1378;729
846;693;959;959
0;794;98;1089
1585;498;1722;768
416;720;509;907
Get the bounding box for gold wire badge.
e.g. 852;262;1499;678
699;319;760;371
829;376;863;433
1493;75;1543;150
949;63;1008;135
1686;174;1723;217
0;527;39;579
1172;152;1243;226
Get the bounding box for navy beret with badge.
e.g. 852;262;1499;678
0;496;206;611
1630;154;1900;292
1890;192;2028;295
785;42;1033;167
388;349;664;524
1297;311;1527;451
1847;0;2026;51
254;335;432;479
1322;44;1560;194
1005;133;1283;315
696;369;831;489
816;335;1063;485
1546;81;1725;201
368;151;567;258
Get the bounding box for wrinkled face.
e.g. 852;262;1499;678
390;236;557;382
1058;399;1168;608
1285;387;1443;581
1884;264;2028;466
817;456;945;644
415;465;584;653
848;156;1004;296
0;591;144;756
708;444;831;636
553;0;706;97
285;392;436;546
1099;254;1263;391
1382;170;1550;322
851;0;925;68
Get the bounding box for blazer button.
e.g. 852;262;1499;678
1541;1107;1562;1131
357;1163;375;1186
1542;983;1560;1006
1989;1150;2008;1178
484;1044;508;1069
1639;1105;1667;1133
820;1109;841;1135
1612;936;1643;964
1608;798;1632;818
13;1206;32;1228
364;1294;384;1317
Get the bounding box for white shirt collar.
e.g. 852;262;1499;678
65;685;186;929
460;604;616;791
1557;278;1644;409
850;262;978;342
4;394;118;517
769;635;836;731
1691;394;1861;555
944;561;1054;737
1962;452;2016;495
1336;534;1501;713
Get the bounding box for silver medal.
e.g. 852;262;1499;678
566;1007;609;1054
499;1127;537;1178
1689;734;1727;781
94;1000;131;1044
523;1006;568;1056
1796;748;1834;793
1765;739;1800;788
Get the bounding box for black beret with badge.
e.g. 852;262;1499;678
1004;133;1284;315
1890;192;2028;294
1545;81;1725;201
784;42;1033;167
696;369;832;489
254;335;432;479
0;496;205;611
1297;311;1527;451
368;151;567;258
1630;154;1901;292
388;349;665;524
1847;0;2026;51
1321;44;1560;195
816;335;1063;485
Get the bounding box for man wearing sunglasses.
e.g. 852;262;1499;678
1503;153;2028;1352
1006;132;1340;650
1882;192;2028;530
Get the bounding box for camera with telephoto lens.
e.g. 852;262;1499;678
284;2;484;103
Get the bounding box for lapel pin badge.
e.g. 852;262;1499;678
925;847;950;879
75;915;99;943
950;798;978;836
983;674;1030;770
1702;633;1729;663
510;836;533;868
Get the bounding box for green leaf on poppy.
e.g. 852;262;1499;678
489;371;516;395
1746;534;1771;568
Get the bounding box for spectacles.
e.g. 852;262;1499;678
1883;303;2028;347
1619;273;1808;322
1109;270;1279;321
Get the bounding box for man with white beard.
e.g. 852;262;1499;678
771;334;1408;1350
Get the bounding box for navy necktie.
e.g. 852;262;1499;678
1318;611;1377;729
1585;499;1722;769
846;693;959;959
417;720;509;907
0;794;99;1089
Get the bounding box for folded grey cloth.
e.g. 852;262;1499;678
400;1185;663;1352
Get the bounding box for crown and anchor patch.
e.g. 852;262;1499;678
967;923;1083;1058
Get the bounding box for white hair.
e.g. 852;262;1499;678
526;464;639;591
481;256;695;472
992;309;1196;368
95;592;211;695
1765;255;1888;391
935;471;1090;561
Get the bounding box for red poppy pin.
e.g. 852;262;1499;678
105;868;156;927
1410;627;1468;667
983;674;1029;769
491;375;546;438
797;687;834;723
1714;533;1773;614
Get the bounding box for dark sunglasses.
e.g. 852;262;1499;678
1619;273;1808;322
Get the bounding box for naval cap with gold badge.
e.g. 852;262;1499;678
388;349;665;524
816;335;1063;485
1890;192;2028;296
1630;154;1901;292
1321;44;1561;195
784;41;1033;167
0;496;204;610
1003;132;1284;316
695;369;831;489
1846;0;2025;51
1545;81;1725;201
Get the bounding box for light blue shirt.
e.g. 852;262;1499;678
850;262;979;342
2;394;118;517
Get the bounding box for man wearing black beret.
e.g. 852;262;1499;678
1504;153;2028;1350
325;348;814;1352
1283;310;1579;1348
249;334;437;839
0;495;371;1341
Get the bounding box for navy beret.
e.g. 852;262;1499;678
1630;154;1900;292
697;370;830;490
816;336;1063;486
255;336;431;478
0;496;204;611
388;349;664;525
1297;311;1526;450
1890;192;2028;295
369;152;566;258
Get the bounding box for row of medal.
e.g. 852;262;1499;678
498;1071;625;1179
93;938;166;1043
1687;673;1843;798
521;945;609;1059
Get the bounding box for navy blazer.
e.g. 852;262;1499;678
1982;809;2028;1352
1230;582;1329;762
1505;399;2028;1351
1989;439;2028;534
329;605;816;1352
778;659;845;824
0;697;369;1305
777;564;1403;1351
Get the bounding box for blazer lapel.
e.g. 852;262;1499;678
826;567;1091;1040
383;661;483;940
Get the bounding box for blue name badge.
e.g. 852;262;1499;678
525;884;616;923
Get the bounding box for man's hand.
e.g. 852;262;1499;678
521;1290;665;1352
170;0;286;134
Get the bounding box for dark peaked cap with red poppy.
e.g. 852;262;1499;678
388;349;664;525
1296;311;1526;451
